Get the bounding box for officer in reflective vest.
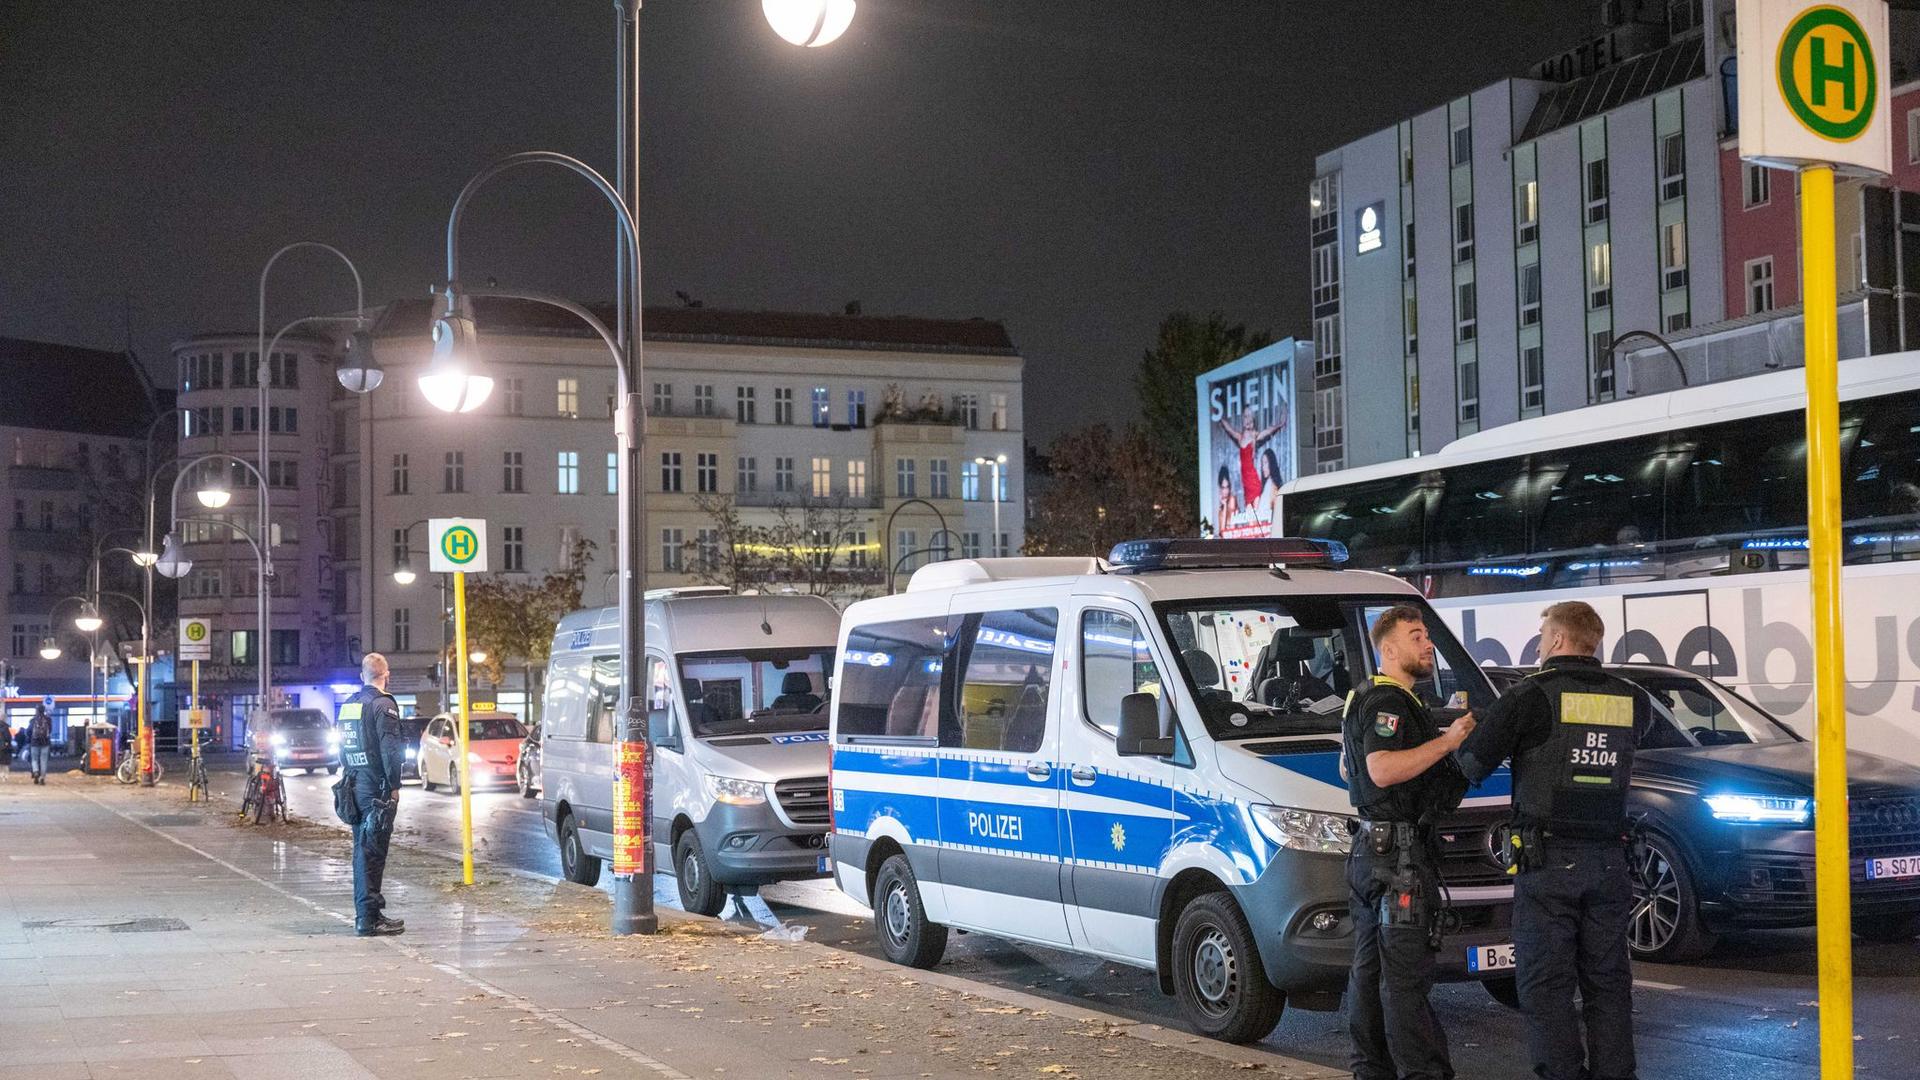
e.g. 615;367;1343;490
1341;604;1475;1080
339;652;406;936
1455;601;1645;1080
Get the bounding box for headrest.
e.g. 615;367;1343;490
1265;633;1318;664
781;671;813;695
1182;649;1221;688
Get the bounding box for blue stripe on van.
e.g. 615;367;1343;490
1258;750;1513;799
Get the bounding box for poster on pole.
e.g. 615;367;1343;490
1738;0;1890;175
178;618;212;661
1194;339;1305;539
428;518;488;573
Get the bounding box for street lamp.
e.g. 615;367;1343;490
195;467;232;509
73;603;103;634
162;453;275;742
419;293;493;412
469;649;487;665
762;0;856;47
155;533;192;579
336;328;385;394
974;454;1008;556
38;637;60;661
392;562;417;587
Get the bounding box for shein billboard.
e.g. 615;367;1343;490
1194;339;1306;539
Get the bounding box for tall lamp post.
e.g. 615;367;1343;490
86;533;156;783
391;518;453;693
973;454;1008;555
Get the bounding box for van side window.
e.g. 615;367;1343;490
1081;609;1163;737
953;608;1058;754
587;656;619;743
838;616;953;742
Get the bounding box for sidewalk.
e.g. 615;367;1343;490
0;773;1343;1079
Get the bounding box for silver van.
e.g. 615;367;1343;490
541;590;841;914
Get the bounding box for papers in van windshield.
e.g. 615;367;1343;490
1303;695;1345;715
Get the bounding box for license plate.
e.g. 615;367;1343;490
816;854;832;874
1865;854;1920;881
1467;943;1516;973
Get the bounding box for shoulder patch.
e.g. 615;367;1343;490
1374;711;1400;737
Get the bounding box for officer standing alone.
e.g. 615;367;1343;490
339;652;406;936
1455;601;1644;1080
1342;604;1474;1080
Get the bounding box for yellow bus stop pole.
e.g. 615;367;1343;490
1800;163;1853;1077
453;570;475;886
189;659;200;801
136;656;150;784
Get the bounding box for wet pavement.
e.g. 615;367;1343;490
219;756;1919;1079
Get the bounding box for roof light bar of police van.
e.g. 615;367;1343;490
1107;537;1350;574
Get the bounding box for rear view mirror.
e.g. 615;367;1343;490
1115;693;1174;757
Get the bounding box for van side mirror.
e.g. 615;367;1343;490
1115;693;1174;757
648;705;679;752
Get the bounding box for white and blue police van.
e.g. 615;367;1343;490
542;588;840;915
827;539;1515;1043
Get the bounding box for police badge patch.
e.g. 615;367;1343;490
1374;712;1400;737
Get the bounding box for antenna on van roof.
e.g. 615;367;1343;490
758;591;773;636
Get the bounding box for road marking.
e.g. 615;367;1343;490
1634;978;1686;991
8;853;97;861
84;791;691;1080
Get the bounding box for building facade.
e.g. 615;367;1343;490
322;300;1025;712
0;338;163;746
1309;0;1920;470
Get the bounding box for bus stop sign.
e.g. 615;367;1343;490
1738;0;1890;175
429;518;487;573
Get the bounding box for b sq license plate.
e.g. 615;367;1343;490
817;854;833;874
1865;854;1920;881
1467;943;1516;973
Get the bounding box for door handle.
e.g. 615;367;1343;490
1024;762;1052;781
1069;766;1096;786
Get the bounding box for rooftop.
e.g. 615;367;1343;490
1518;36;1704;142
371;297;1018;356
0;337;165;438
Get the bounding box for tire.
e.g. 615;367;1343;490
1856;912;1920;943
116;757;136;784
871;854;947;969
558;812;603;886
517;763;537;799
674;830;729;917
1630;832;1716;963
1170;892;1287;1044
327;766;339;775
1483;976;1521;1010
421;766;438;793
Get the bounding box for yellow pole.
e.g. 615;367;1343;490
190;660;201;801
136;656;151;783
454;570;474;886
1800;163;1853;1077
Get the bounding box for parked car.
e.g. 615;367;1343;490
516;721;542;799
254;708;340;774
398;714;430;782
1487;663;1920;961
417;712;527;793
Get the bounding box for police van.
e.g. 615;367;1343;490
542;589;840;914
827;539;1515;1043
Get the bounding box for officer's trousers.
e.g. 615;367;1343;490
1346;852;1453;1080
349;771;395;928
1513;843;1637;1080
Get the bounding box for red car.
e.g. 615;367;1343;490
417;711;526;793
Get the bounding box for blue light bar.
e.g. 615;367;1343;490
1108;537;1350;573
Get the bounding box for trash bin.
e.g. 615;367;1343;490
85;724;117;775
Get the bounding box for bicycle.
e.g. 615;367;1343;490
115;753;165;786
185;742;209;802
239;758;287;824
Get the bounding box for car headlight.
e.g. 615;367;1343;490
705;774;768;805
1704;793;1811;825
405;747;417;760
1251;805;1355;854
269;732;288;746
467;751;486;764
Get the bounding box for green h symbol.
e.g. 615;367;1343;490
1808;33;1857;112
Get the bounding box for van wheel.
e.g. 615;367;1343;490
674;831;728;917
1170;892;1286;1043
1629;832;1715;963
872;854;946;968
1483;976;1521;1010
559;812;603;886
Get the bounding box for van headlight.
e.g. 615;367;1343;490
705;775;768;805
269;732;288;746
1251;805;1355;854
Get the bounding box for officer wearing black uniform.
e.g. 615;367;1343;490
1342;604;1474;1080
339;652;406;936
1455;601;1644;1080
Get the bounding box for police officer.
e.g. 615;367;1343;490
1455;601;1644;1080
339;652;406;936
1342;604;1474;1080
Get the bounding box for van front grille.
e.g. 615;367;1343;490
774;776;829;826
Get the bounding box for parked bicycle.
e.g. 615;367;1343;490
115;753;164;785
239;758;287;824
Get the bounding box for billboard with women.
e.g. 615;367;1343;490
1194;339;1305;539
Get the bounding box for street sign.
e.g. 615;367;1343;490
182;707;210;730
178;618;212;661
1738;0;1890;175
429;518;488;573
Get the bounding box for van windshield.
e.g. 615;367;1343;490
677;648;834;738
1157;595;1492;741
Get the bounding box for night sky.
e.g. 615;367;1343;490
1;0;1591;444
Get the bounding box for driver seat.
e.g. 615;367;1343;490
772;671;823;712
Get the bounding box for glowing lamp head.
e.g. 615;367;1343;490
155;533;193;580
336;328;384;394
392;562;417;586
38;637;60;660
419;288;493;413
195;468;232;509
469;649;487;664
131;547;159;568
74;604;103;634
763;0;855;47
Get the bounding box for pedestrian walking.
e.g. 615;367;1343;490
27;705;52;784
338;653;406;936
1341;604;1475;1080
1455;601;1646;1080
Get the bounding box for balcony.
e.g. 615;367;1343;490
730;490;884;511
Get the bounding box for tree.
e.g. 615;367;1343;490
459;537;595;722
1135;312;1275;506
1024;424;1195;557
683;494;880;600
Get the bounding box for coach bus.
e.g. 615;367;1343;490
1276;351;1920;764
